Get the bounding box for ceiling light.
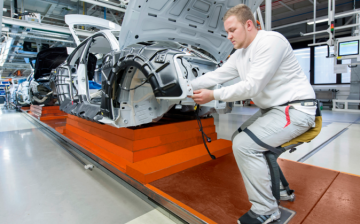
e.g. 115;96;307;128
307;18;329;25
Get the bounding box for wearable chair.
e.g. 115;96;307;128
244;101;322;204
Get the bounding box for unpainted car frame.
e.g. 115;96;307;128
15;47;70;107
53;0;263;128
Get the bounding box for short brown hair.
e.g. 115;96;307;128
223;4;256;27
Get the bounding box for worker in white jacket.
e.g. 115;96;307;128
191;4;316;224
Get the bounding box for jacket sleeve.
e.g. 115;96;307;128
213;36;287;102
190;51;239;90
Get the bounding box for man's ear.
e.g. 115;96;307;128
246;20;252;31
249;20;256;31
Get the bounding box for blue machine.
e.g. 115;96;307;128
89;81;101;89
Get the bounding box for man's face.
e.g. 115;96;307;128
224;15;248;49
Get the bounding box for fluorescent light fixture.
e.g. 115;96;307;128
1;27;9;32
80;0;126;12
307;18;329;25
30;30;70;39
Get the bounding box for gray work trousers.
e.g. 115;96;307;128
231;106;315;215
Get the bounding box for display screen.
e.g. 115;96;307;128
338;40;359;56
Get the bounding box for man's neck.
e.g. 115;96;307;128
243;30;258;49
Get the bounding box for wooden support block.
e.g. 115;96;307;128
65;124;134;162
133;133;218;162
132;118;215;140
55;126;66;134
67;114;215;141
40;115;68;121
53;114;227;184
66;115;215;151
66;119;134;150
132;126;216;151
126;139;232;184
68;115;134;140
41;113;68;117
29;105;68;120
64;129;130;172
29;111;40;119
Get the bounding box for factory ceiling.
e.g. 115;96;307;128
0;0;358;78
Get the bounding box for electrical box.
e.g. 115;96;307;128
25;13;41;23
335;36;360;60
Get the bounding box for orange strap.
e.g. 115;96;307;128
284;105;291;128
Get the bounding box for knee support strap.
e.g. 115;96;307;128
243;128;294;204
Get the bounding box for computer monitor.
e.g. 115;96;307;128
338;40;359;56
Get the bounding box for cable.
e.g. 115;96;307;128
180;58;188;78
120;74;154;91
194;104;216;160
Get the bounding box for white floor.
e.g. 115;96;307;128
304;123;360;174
0;107;177;224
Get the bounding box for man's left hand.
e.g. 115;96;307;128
190;89;215;104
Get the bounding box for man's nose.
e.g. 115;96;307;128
227;34;232;40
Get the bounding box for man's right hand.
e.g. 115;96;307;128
191;89;215;105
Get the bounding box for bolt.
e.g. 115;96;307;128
135;105;138;108
123;119;128;124
149;107;152;111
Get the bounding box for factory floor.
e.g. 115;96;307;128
0;106;179;224
1;105;360;224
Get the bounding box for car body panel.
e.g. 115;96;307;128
53;30;121;119
15;75;32;106
119;0;243;63
65;14;121;46
34;47;69;80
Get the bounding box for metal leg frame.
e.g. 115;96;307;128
264;146;298;204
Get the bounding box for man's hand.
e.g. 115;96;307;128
190;89;215;104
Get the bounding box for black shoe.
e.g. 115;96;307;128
237;209;281;224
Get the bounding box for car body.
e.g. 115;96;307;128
9;78;25;105
14;75;32;106
0;81;10;106
29;47;69;105
53;0;263;128
14;47;69;107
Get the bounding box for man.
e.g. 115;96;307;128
191;4;316;224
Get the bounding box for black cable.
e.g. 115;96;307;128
120;74;154;91
194;104;216;160
72;83;78;95
180;58;188;78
